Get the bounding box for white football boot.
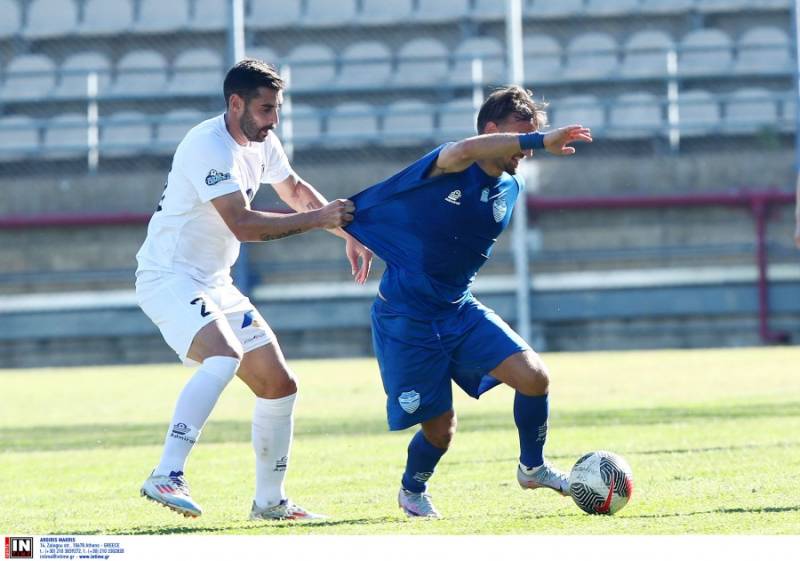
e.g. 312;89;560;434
398;488;442;518
516;463;570;496
140;470;203;518
249;499;328;521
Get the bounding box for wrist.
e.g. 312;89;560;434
519;132;545;151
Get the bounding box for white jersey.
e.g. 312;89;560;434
136;114;293;286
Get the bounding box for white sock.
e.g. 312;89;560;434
154;356;240;476
252;392;297;508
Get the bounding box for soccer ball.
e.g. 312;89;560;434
568;451;634;515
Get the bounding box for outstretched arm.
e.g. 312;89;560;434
433;124;592;175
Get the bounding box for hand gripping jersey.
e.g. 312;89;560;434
136;114;293;286
345;144;524;319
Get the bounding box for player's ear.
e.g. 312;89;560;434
483;121;499;134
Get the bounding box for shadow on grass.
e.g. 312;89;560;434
94;516;400;535
525;504;800;521
4;401;800;453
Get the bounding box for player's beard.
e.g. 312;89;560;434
240;109;273;143
503;156;522;175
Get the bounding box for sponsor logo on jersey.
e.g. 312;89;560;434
205;169;231;186
492;197;507;222
480;188;490;202
444;190;462;205
398;390;421;414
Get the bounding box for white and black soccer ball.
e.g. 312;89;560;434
569;451;634;515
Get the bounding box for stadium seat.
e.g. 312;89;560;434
781;92;795;130
80;0;133;34
472;0;507;20
523;34;562;82
302;0;356;27
437;98;478;139
156;109;205;152
1;54;56;100
585;0;641;15
677;90;721;136
249;0;302;29
552;95;606;129
0;0;21;38
337;41;392;88
638;0;694;12
190;0;226;31
414;0;470;22
168;48;224;95
382;100;435;145
283;103;321;143
358;0;413;24
0;115;40;161
563;33;619;79
326;102;378;145
735;27;792;74
695;0;749;12
609;92;663;138
43;112;89;159
285;44;335;90
526;0;584;17
100;111;153;156
54;51;112;99
134;0;189;33
393;38;449;86
245;47;281;67
22;0;78;39
724;88;779;133
450;37;506;86
679;29;733;76
110;50;168;96
622;30;676;78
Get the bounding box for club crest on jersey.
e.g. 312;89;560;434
445;190;462;205
205;169;231;186
398;390;421;414
492;197;507;222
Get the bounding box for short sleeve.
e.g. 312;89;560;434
261;133;294;184
176;135;243;204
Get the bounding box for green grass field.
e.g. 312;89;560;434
1;347;799;535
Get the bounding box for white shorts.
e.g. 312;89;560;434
135;271;274;366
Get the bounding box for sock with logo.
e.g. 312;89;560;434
253;392;297;508
401;430;447;493
153;356;240;476
514;392;549;469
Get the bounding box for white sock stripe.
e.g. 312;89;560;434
201;355;240;385
254;392;297;418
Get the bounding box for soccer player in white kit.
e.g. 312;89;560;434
135;59;373;520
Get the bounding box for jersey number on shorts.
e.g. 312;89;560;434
190;297;211;317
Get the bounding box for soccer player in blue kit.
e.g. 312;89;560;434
344;86;592;518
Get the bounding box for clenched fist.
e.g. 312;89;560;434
314;199;355;229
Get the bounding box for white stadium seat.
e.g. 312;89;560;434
0;0;21;38
695;0;749;12
622;30;676;78
679;29;733;76
564;33;619;79
359;0;413;24
473;0;507;20
382;100;435;145
285;44;335;90
526;0;584;17
414;0;470;23
43;112;89;159
724;88;779;133
585;0;641;16
1;54;56;100
393;38;449;86
156;109;204;152
326;102;377;145
677;90;721;136
552;95;606;129
609;92;663;138
450;37;506;86
249;0;302;29
639;0;694;12
523;34;562;82
80;0;133;34
23;0;78;39
168;48;223;95
111;50;168;96
0;115;39;161
190;0;227;31
337;41;392;88
134;0;189;33
54;51;112;99
735;27;792;74
303;0;356;27
100;111;153;156
245;47;281;68
438;98;478;139
283;103;321;143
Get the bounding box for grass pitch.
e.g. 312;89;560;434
1;347;799;535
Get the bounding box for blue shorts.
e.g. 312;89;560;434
371;297;530;431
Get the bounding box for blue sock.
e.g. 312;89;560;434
514;392;549;469
401;430;446;493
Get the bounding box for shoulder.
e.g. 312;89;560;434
176;118;235;166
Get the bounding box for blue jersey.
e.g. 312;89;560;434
345;144;524;320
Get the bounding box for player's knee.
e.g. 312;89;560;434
518;360;549;396
423;411;457;450
251;367;297;398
